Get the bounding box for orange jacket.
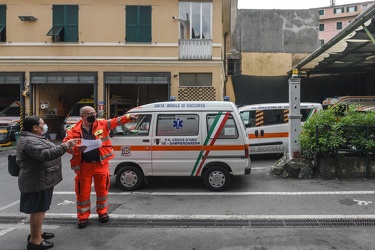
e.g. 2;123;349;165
63;115;133;171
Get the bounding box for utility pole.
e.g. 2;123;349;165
288;69;302;159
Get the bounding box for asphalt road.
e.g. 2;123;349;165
1;143;375;249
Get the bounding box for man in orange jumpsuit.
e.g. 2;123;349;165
63;106;137;228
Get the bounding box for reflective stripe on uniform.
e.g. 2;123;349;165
77;199;90;206
77;206;91;214
97;195;108;202
96;202;108;210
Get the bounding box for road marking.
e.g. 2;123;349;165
0;227;15;236
34;213;375;220
54;190;375;196
0;201;19;211
1;213;375;221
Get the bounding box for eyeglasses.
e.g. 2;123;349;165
82;112;97;116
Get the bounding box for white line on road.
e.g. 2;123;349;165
54;190;375;196
0;201;19;211
0;227;15;236
2;213;375;221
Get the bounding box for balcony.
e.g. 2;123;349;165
179;39;212;60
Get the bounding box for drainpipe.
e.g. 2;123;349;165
223;31;228;98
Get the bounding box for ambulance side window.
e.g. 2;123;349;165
156;114;199;136
240;111;256;128
262;109;285;126
301;108;313;122
206;113;239;139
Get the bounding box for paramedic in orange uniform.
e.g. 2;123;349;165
63;106;137;229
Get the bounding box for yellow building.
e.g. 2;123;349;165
0;0;234;134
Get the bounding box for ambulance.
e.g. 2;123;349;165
322;96;375;109
109;101;251;191
238;102;322;154
0;101;21;140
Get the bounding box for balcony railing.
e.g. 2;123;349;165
179;39;212;60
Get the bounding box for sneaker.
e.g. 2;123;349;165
98;213;109;223
77;219;88;229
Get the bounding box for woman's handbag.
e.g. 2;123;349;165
8;154;20;177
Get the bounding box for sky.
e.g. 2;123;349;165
238;0;373;9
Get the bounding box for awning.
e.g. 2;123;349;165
293;3;375;75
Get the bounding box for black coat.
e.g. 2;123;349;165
16;131;66;193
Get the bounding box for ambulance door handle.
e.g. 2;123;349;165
143;139;149;142
255;130;259;137
155;139;160;145
260;130;264;137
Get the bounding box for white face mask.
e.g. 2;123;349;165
42;124;48;135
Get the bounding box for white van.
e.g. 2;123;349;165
322;96;375;109
109;101;251;191
238;102;322;154
0;101;21;140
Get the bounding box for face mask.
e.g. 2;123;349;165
42;124;48;135
87;115;96;124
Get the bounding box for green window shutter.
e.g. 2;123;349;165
140;6;151;42
66;5;78;42
126;6;151;42
53;5;64;26
0;5;5;42
126;6;138;42
52;5;78;42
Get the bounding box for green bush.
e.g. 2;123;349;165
300;105;375;159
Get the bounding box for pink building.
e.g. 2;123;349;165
313;1;374;45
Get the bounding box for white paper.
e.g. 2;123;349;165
81;139;102;153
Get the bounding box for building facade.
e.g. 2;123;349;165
0;0;233;135
315;1;374;45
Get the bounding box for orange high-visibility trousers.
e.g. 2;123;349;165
75;161;110;220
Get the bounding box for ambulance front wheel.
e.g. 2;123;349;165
204;166;231;191
116;166;144;191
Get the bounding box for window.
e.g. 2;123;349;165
346;6;357;12
126;5;151;42
334;7;344;14
227;55;241;76
0;5;5;42
207;113;238;139
179;73;212;87
157;114;199;136
47;5;78;42
319;24;325;31
363;4;368;11
336;22;343;30
319;39;325;46
179;2;212;39
318;9;324;15
113;114;152;136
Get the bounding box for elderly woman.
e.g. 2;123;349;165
16;116;76;250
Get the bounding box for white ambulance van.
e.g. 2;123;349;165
322;96;375;109
109;101;251;191
0;101;21;140
238;102;322;155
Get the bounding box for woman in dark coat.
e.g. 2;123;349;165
16;116;76;250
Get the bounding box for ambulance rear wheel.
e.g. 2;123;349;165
116;166;144;191
204;166;231;191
